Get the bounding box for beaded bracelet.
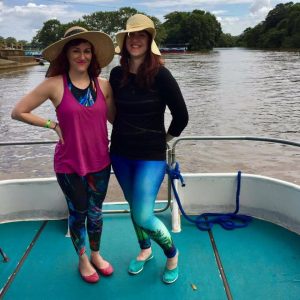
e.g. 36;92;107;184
44;119;51;128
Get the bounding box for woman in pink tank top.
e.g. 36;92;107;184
11;26;115;284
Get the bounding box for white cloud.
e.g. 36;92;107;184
67;0;116;2
218;16;249;35
250;0;272;17
212;10;228;15
0;0;294;41
217;0;291;35
0;2;82;40
140;0;253;7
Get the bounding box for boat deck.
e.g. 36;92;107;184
1;203;300;300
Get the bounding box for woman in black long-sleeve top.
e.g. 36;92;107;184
109;14;188;284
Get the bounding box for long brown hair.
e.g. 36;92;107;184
45;38;101;78
119;31;164;89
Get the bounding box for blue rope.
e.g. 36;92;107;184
166;162;252;230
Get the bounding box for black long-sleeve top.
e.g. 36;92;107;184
109;66;189;160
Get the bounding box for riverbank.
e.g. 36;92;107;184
0;49;39;70
0;58;39;70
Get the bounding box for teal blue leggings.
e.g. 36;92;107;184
111;154;177;258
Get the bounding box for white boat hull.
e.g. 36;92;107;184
172;173;300;234
1;173;300;236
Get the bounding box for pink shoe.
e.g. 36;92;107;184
92;262;114;276
79;268;100;283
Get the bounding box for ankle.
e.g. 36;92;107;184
90;251;100;260
166;252;179;269
79;253;89;263
137;248;152;260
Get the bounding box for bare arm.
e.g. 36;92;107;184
98;77;115;124
11;76;64;142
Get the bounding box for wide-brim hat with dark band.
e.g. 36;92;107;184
115;14;161;56
42;26;115;68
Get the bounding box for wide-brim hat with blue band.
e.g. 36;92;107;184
42;26;115;68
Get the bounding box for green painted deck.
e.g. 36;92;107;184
1;205;300;300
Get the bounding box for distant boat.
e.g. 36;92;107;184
35;58;50;65
24;50;42;57
159;44;188;53
160;47;187;53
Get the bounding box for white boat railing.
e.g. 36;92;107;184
169;136;300;234
1;136;300;226
0;140;172;220
171;135;300;158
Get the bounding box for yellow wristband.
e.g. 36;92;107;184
45;119;51;128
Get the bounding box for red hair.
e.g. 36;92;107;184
45;39;101;78
119;31;164;89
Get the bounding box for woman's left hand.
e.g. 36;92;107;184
53;123;64;144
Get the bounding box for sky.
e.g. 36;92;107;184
0;0;298;41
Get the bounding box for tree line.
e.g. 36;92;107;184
0;6;223;51
1;3;299;51
31;7;222;51
237;2;300;48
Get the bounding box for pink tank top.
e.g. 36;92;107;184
54;74;110;175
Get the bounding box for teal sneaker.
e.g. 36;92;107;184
162;266;179;284
128;253;153;275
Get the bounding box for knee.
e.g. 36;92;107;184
132;212;153;228
69;213;86;227
88;210;103;224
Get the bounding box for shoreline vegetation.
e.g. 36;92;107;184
1;46;299;72
0;2;299;63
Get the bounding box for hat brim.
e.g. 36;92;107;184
115;27;161;56
42;31;115;68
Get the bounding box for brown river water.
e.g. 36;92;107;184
0;48;300;200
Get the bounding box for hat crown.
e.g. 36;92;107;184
64;26;88;38
126;14;155;30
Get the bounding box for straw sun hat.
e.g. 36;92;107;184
115;14;161;56
42;26;115;67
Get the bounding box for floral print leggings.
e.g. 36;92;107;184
56;165;111;256
111;154;177;258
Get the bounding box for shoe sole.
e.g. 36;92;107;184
162;274;178;284
128;267;144;275
91;262;114;276
128;254;154;275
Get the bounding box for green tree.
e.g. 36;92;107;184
5;37;17;48
238;2;300;49
161;11;189;46
82;7;164;44
33;19;63;49
83;7;139;36
238;24;263;47
261;28;287;48
216;33;238;47
18;40;29;49
162;10;221;50
264;2;293;30
63;19;90;32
